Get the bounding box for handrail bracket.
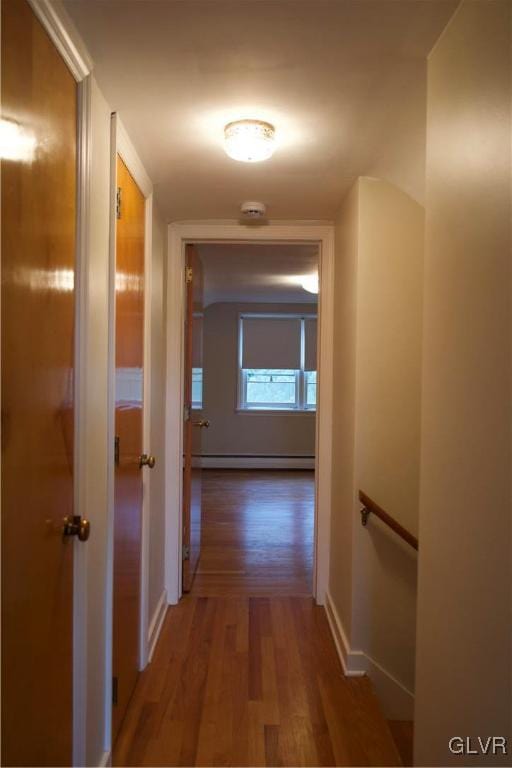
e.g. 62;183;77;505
361;507;370;527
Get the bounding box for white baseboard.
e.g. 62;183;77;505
147;589;168;663
199;455;315;469
98;750;111;767
324;590;367;676
364;653;415;720
324;590;414;720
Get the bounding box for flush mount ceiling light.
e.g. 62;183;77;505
224;119;276;162
301;274;319;294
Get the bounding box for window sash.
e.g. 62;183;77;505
241;369;300;409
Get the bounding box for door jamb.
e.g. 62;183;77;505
164;222;335;606
106;114;153;749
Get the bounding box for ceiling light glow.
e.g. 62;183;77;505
224;119;276;162
301;274;319;294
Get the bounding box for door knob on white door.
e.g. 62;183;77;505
139;453;156;469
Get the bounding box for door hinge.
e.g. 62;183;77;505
183;545;190;560
112;676;118;705
184;404;191;421
116;186;122;219
185;266;193;284
114;435;120;466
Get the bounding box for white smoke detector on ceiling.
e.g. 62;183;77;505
240;201;267;219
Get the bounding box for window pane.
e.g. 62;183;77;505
192;367;203;408
306;370;317;407
245;369;297;407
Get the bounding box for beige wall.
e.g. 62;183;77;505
366;60;428;206
148;208;167;619
202;302;316;458
353;178;423;710
330;177;424;716
414;2;511;764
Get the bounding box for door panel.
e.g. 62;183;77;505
1;0;77;764
182;245;204;592
112;156;145;742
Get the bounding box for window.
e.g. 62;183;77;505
191;367;203;409
305;370;317;407
238;314;317;411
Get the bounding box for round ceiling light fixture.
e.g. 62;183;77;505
301;274;319;294
224;119;276;162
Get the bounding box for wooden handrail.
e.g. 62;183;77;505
359;490;418;551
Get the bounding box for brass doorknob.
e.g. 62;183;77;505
192;419;210;428
139;453;156;469
63;515;90;542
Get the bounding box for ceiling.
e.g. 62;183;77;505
197;243;319;305
63;0;456;222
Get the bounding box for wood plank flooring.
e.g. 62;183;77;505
113;470;402;766
114;596;401;766
192;470;314;597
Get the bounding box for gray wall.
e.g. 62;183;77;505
202;302;316;457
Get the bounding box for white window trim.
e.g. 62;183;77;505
237;313;317;412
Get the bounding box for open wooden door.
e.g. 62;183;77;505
182;245;206;592
1;0;82;764
112;156;154;741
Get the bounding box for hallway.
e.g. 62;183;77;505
3;1;510;764
113;471;401;766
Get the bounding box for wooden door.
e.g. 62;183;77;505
182;245;206;592
1;0;78;764
112;156;148;742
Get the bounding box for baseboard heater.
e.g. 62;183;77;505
199;454;315;470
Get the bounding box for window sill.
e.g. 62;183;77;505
235;407;316;415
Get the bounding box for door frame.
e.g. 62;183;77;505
165;222;335;605
106;114;154;746
21;2;92;765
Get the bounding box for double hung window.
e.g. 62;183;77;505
238;314;317;411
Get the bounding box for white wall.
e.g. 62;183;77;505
414;2;511;764
330;177;424;718
202;302;317;460
148;208;167;621
81;77;168;766
83;76;112;768
329;182;359;638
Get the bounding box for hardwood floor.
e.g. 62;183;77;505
192;470;314;597
113;470;402;766
114;596;401;766
388;721;414;767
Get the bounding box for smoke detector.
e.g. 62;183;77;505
240;201;267;219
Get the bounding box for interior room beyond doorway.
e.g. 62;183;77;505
187;242;320;597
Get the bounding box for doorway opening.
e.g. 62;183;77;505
184;243;319;597
165;223;334;606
